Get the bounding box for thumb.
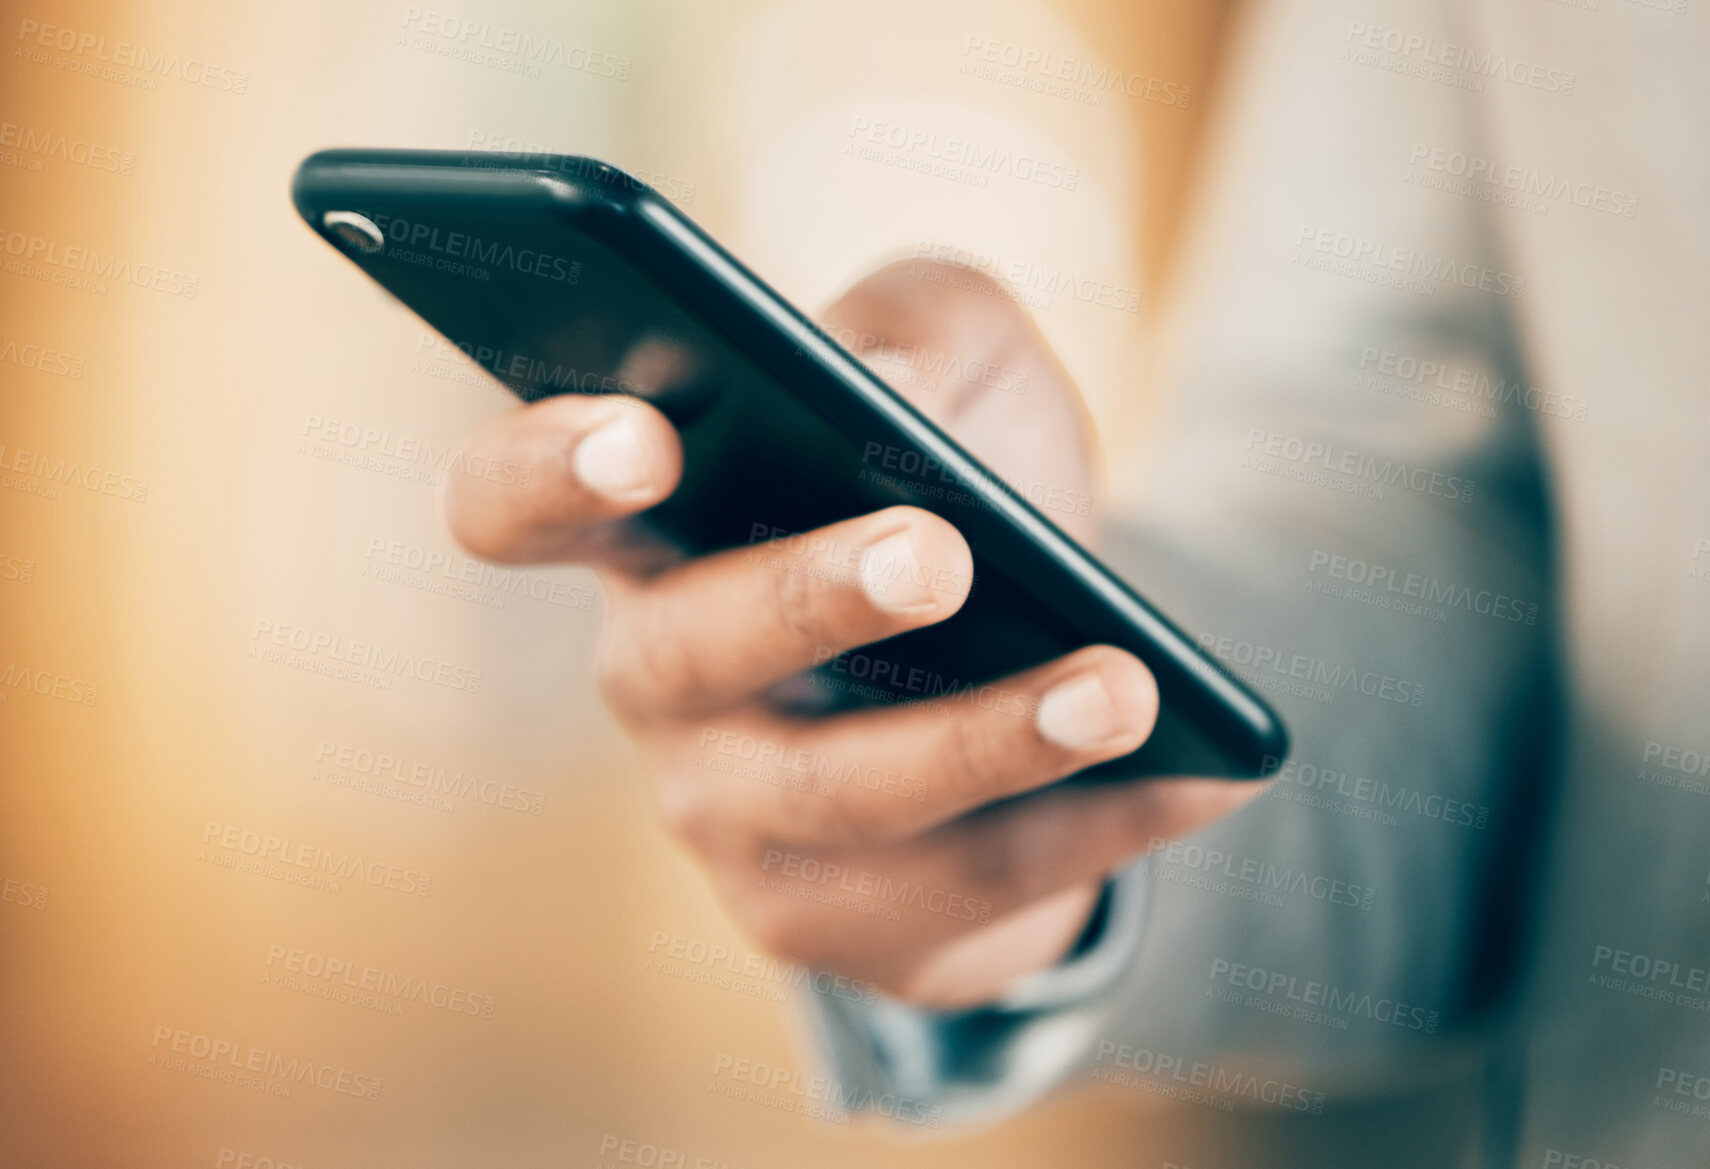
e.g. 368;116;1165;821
817;257;1103;543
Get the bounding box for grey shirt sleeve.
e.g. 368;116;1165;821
801;0;1553;1121
801;861;1152;1128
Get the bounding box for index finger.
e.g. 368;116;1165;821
440;393;682;565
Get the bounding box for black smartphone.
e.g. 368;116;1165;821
290;148;1286;781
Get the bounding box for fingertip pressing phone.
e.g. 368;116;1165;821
290;148;1287;782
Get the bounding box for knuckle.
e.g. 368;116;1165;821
937;710;1000;800
786;785;857;845
769;555;828;645
601;593;704;714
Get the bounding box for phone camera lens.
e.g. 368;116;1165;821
322;210;384;254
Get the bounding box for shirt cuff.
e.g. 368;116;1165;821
799;858;1151;1128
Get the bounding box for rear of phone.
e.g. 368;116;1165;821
290;148;1286;781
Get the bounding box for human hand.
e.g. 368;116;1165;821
442;259;1265;1008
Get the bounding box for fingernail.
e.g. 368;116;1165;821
860;529;936;612
572;412;655;500
1036;672;1126;752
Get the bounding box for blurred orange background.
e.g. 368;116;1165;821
0;2;1477;1165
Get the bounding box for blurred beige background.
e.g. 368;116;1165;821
0;1;1478;1165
